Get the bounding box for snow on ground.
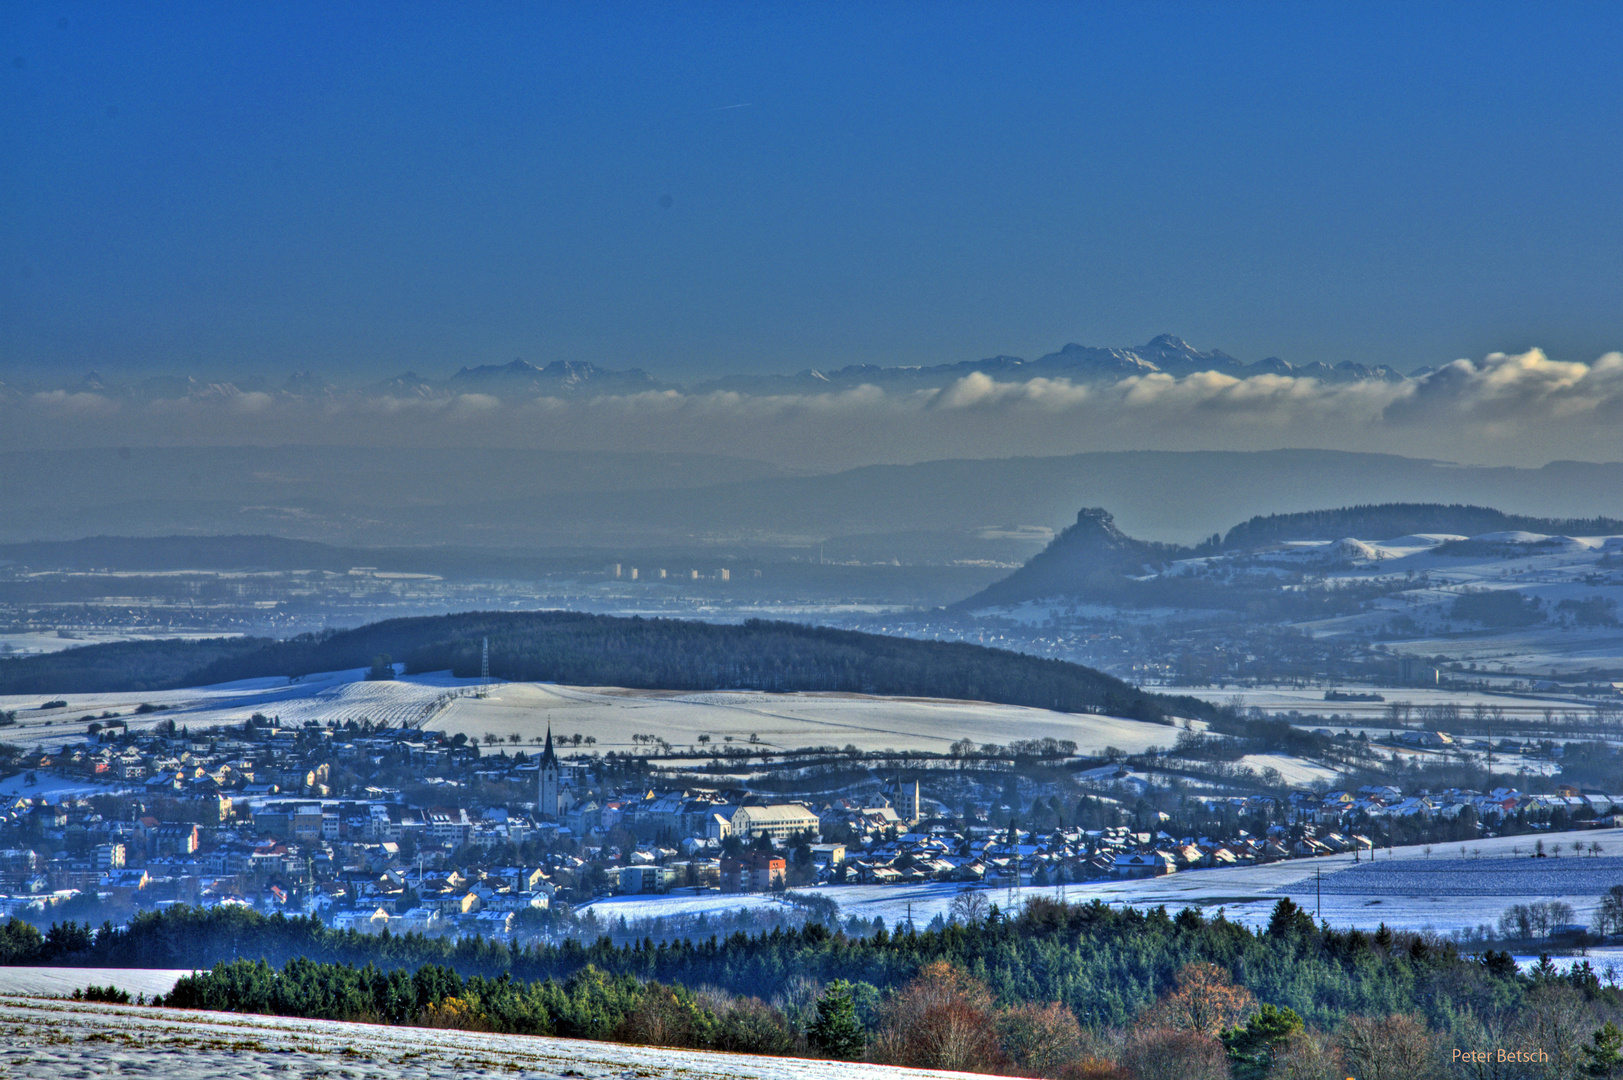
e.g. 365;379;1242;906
0;996;1009;1080
0;668;479;749
0;772;132;800
1125;528;1623;672
591;828;1623;939
1520;948;1623;976
583;892;796;922
0;629;243;659
0;665;1197;759
1177;684;1580;721
1391;627;1623;677
1019;826;1623;937
0;967;191;998
1234;753;1342;785
424;683;1197;757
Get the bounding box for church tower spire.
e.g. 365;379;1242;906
538;724;560;819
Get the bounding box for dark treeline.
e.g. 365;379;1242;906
0;898;1540;1030
0;611;1208;722
159;958;802;1057
0;635;269;694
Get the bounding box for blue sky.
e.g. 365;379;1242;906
3;1;1621;386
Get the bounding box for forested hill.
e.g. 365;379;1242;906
1219;503;1623;550
954;501;1623;610
0;611;1208;722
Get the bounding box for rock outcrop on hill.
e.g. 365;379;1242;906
954;507;1171;610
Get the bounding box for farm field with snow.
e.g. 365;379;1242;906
0;666;1203;758
0;628;243;659
1176;684;1582;722
0;995;998;1080
422;683;1201;757
0;668;477;750
587;827;1623;942
0;967;191;999
1202;531;1623;673
994;527;1623;677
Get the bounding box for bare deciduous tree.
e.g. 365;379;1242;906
949;890;990;925
1336;1014;1441;1080
1117;1027;1229;1080
1268;1029;1345;1080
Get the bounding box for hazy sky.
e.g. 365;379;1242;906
5;1;1622;387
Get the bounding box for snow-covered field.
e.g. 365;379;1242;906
588;827;1623;940
0;666;1195;759
0;667;478;749
0;771;133;799
999;529;1623;675
0;995;1004;1080
0;629;242;659
424;683;1196;757
1177;684;1583;721
1233;753;1342;785
584;891;802;923
1250;531;1623;672
0;967;192;999
1392;627;1623;677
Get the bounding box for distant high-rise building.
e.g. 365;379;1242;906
538;726;560;819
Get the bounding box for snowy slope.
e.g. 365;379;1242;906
0;668;477;749
990;526;1623;674
425;683;1196;756
0;995;1014;1080
0;667;1194;758
0;967;191;998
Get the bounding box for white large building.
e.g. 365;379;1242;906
730;803;821;840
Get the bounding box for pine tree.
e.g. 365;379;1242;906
1586;1022;1623;1078
1222;1003;1304;1080
808;979;865;1060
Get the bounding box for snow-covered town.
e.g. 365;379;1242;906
8;680;1623;952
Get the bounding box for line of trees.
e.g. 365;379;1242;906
158;958;800;1056
0;896;1581;1032
2;611;1206;722
25;897;1623;1075
114;929;1623;1079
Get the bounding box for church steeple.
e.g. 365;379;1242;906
538;724;560;819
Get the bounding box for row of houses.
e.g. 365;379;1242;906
1299;785;1623;826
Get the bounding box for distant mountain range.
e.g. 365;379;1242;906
695;334;1408;395
0;335;1414;403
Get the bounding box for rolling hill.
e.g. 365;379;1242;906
0;611;1212;722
